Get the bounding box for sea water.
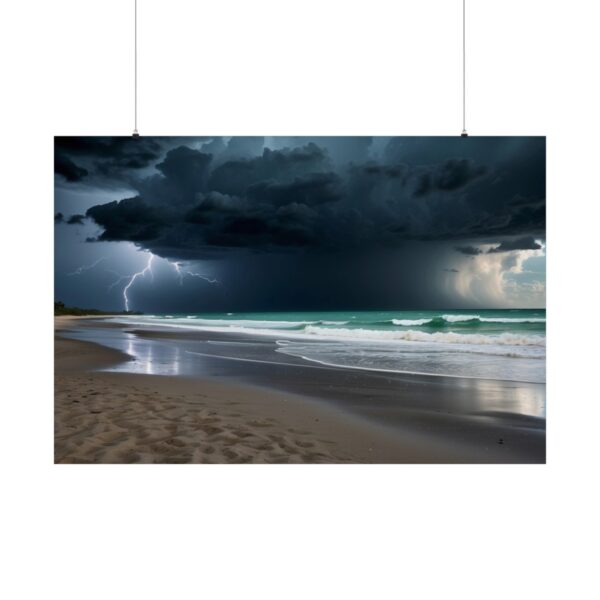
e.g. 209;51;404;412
110;309;546;383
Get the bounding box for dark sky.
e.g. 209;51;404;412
54;136;546;312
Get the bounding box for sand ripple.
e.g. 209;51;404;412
55;373;351;464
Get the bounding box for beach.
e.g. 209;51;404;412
55;333;453;464
55;316;546;463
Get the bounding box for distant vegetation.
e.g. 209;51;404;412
54;301;142;316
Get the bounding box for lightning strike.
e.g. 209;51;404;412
122;254;155;312
67;257;106;276
172;261;184;285
183;270;218;284
106;255;218;311
170;261;218;285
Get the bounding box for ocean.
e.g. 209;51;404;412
111;309;546;383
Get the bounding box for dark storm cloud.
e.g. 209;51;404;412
53;136;202;185
55;137;162;171
55;153;88;182
247;172;343;206
455;235;543;256
360;164;408;179
183;188;321;250
66;214;86;225
455;245;483;256
155;146;213;195
267;137;373;165
86;197;168;242
487;236;542;253
224;136;265;158
67;136;545;262
208;144;329;196
54;212;64;223
443;268;460;273
413;159;487;197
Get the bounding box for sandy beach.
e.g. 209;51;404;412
55;320;449;463
55;317;545;463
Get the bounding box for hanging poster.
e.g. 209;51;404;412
54;136;546;463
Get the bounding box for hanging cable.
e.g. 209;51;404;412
133;0;139;137
461;0;468;136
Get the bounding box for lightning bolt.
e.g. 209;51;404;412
122;254;154;312
105;254;218;311
172;261;184;285
170;261;218;285
67;257;106;276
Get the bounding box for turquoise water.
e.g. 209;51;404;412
111;309;546;382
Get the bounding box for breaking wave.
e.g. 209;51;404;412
390;315;546;327
112;316;545;348
302;325;545;346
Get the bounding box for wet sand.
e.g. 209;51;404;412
55;317;545;463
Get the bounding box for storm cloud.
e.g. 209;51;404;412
455;246;483;256
55;153;88;182
455;236;543;257
56;136;546;261
487;236;542;253
66;214;86;225
55;136;546;311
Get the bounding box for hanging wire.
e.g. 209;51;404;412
133;0;139;137
461;0;468;136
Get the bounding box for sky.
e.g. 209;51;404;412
54;136;546;313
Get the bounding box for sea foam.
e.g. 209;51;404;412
302;325;545;346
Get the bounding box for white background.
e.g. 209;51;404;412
1;0;599;598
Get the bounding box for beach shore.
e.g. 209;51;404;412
55;316;545;463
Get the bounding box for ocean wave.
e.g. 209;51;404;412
110;316;545;347
302;325;545;346
390;315;545;327
392;318;434;326
479;317;546;323
441;314;545;324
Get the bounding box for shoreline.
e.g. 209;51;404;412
55;317;545;463
92;313;546;385
136;327;543;385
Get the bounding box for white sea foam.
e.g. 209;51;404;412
441;314;481;322
302;325;545;346
478;317;546;323
440;314;545;324
110;315;545;348
392;318;433;326
390;315;546;326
